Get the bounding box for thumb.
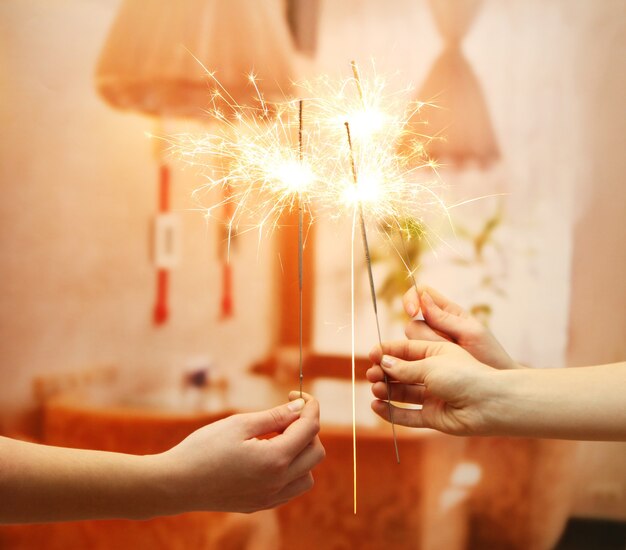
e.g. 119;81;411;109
242;399;306;438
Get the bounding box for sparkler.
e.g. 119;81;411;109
346;60;413;465
173;72;318;240
171;63;453;515
171;74;316;402
298;99;304;398
345;120;400;466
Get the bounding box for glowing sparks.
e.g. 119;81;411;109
169;63;449;240
171;93;321;236
168;60;454;514
293;65;449;237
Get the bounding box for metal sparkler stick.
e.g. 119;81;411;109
298;99;304;398
345;121;400;464
350;61;421;306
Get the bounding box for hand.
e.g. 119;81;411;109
157;392;325;514
403;286;520;371
367;340;499;436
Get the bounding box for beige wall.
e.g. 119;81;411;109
565;3;626;520
0;0;276;426
0;0;624;518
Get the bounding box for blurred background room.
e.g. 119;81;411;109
0;0;625;548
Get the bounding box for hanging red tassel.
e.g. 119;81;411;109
220;184;234;320
221;262;233;318
153;163;170;325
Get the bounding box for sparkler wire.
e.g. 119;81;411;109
345;121;401;465
351;207;357;514
298;99;304;398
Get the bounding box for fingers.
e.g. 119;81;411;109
405;319;448;342
286;435;325;480
402;285;464;317
287;392;319;426
272;395;321;458
420;290;468;342
240;399;306;439
403;285;470;340
288;390;313;404
402;285;422;318
379;353;430;385
371;400;426;429
371;381;426;405
370;339;445;364
366;364;385;383
420;286;465;316
369;340;450;384
272;473;315;506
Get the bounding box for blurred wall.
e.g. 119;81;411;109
564;2;626;520
0;0;624;519
311;0;626;519
0;0;275;427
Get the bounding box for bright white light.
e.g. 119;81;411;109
271;160;315;193
343;170;384;206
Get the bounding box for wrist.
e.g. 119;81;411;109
473;369;519;436
138;452;186;518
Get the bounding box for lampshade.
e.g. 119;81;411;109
95;0;300;118
404;0;499;168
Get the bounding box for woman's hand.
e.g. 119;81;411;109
369;341;626;442
367;340;500;436
158;392;325;514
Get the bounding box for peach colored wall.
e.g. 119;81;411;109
0;0;276;428
1;0;624;519
565;2;626;520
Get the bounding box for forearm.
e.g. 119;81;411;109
486;362;626;441
0;437;173;523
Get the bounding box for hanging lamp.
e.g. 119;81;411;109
95;0;300;324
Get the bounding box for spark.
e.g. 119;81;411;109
168;63;450;247
167;63;456;513
294;64;451;239
167;72;321;239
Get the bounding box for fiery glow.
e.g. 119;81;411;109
168;63;449;244
293;65;450;238
168;61;454;514
170;93;320;236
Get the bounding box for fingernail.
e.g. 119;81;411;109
381;355;395;369
288;398;305;412
406;302;416;317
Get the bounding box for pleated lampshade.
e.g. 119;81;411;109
95;0;300;118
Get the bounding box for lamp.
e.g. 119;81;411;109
96;0;299;117
95;0;301;324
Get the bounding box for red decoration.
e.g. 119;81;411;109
220;184;234;319
153;164;170;325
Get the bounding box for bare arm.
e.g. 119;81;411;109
0;436;164;523
489;362;626;441
0;393;325;524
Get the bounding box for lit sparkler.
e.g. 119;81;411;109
171;71;318;243
171;74;316;397
345;119;400;465
170;63;453;515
